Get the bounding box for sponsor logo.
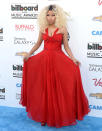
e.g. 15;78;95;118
92;78;102;87
13;65;22;71
92;31;102;35
88;43;102;50
0;95;5;99
89;64;102;72
14;37;35;45
90;93;102;99
92;15;102;22
89;105;102;110
0;88;5;93
16;83;22;88
0;86;5;99
11;4;38;19
87;42;102;58
16;52;28;56
13;72;22;78
13;64;22;78
16;93;21;100
15;24;34;31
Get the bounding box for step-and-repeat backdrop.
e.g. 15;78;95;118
0;0;102;118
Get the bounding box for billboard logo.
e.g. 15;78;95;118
11;3;38;19
12;64;22;78
88;43;102;50
0;88;5;93
87;42;102;58
13;65;22;71
11;4;38;11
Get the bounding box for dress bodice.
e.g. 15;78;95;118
42;27;63;51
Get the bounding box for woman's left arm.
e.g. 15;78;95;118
62;26;81;65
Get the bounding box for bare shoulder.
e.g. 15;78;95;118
39;29;43;34
60;26;68;34
39;28;46;34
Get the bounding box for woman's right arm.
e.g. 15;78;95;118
28;30;43;56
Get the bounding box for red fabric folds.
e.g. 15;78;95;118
19;27;90;128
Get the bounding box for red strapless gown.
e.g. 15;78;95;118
19;27;90;128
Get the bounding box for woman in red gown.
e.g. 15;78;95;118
19;4;90;128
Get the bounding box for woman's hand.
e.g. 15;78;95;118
71;58;81;66
23;52;30;62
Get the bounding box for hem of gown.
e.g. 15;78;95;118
26;111;77;128
19;102;91;128
76;108;91;121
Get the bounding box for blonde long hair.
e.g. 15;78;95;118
37;4;70;32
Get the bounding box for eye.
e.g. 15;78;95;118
52;14;55;16
47;14;49;16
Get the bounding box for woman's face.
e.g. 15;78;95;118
46;10;56;25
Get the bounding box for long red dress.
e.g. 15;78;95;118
19;27;91;128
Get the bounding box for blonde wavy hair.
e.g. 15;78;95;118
37;4;70;32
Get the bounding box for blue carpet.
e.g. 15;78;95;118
0;106;102;131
